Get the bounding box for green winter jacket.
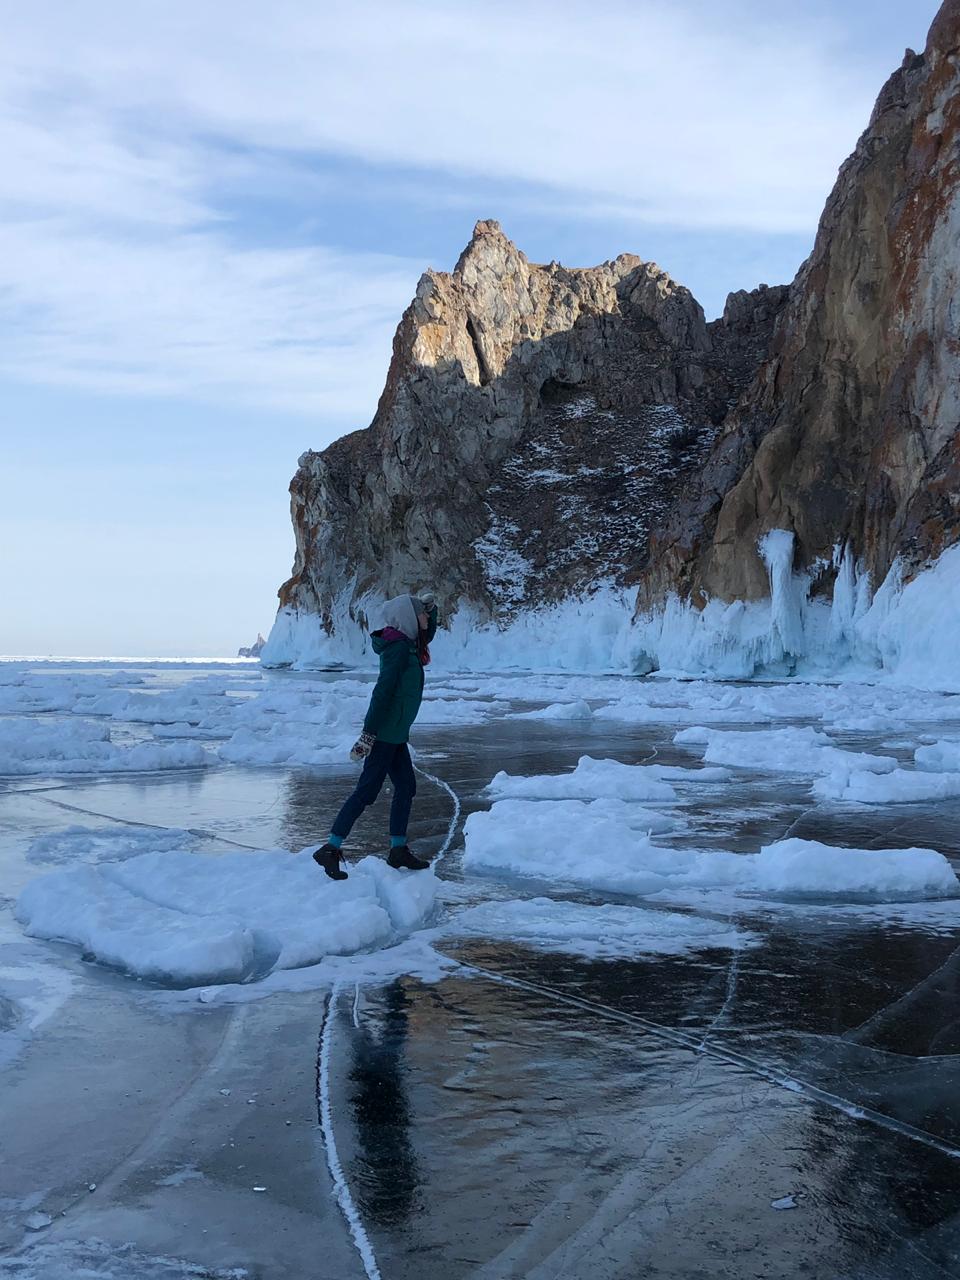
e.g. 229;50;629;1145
362;607;438;744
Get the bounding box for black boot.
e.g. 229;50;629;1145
387;844;430;871
312;843;348;880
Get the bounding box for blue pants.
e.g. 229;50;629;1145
331;741;417;840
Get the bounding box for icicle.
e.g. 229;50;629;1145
758;530;805;658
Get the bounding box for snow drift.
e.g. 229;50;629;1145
16;848;440;986
463;800;959;903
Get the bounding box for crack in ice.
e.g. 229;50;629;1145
413;762;461;867
452;960;960;1162
316;982;382;1280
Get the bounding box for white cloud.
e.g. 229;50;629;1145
0;214;419;414
5;1;882;229
0;0;922;413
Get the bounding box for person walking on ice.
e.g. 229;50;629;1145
311;592;439;881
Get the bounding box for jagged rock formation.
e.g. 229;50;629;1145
278;222;786;632
237;633;266;659
641;0;960;610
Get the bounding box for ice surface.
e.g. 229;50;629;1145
486;755;677;802
674;725;897;777
0;1238;249;1279
16;850;440;986
463;801;958;901
0;949;76;1068
0;719;210;776
448;896;756;957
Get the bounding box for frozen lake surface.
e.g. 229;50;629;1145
1;661;960;1278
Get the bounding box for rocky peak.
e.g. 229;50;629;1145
275;223;787;639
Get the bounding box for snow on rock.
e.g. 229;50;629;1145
631;542;960;692
463;800;958;901
857;545;960;692
486;755;677;803
674;725;897;777
265;586;639;673
16;850;440;985
448;896;756;958
0;720;210;777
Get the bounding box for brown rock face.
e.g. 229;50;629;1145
278;221;785;632
641;0;960;611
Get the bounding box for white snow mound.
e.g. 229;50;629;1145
0;720;210;776
16;850;440;985
486;755;677;802
510;700;594;722
674;725;897;777
915;740;960;772
463;800;959;901
814;767;960;804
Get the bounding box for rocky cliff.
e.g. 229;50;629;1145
270;0;960;671
641;0;960;611
276;221;786;637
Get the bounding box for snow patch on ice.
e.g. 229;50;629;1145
674;725;897;777
0;720;210;777
26;824;199;866
16;850;440;987
915;740;960;772
463;798;958;902
509;699;594;722
486;755;677;803
814;766;960;805
447;896;757;958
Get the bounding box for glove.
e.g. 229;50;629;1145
350;731;376;764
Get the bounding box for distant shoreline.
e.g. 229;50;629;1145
0;655;259;665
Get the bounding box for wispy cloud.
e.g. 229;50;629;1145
0;0;928;413
0;214;418;414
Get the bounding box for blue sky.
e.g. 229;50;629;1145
0;0;943;656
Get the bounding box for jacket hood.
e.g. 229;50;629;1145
379;594;420;641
